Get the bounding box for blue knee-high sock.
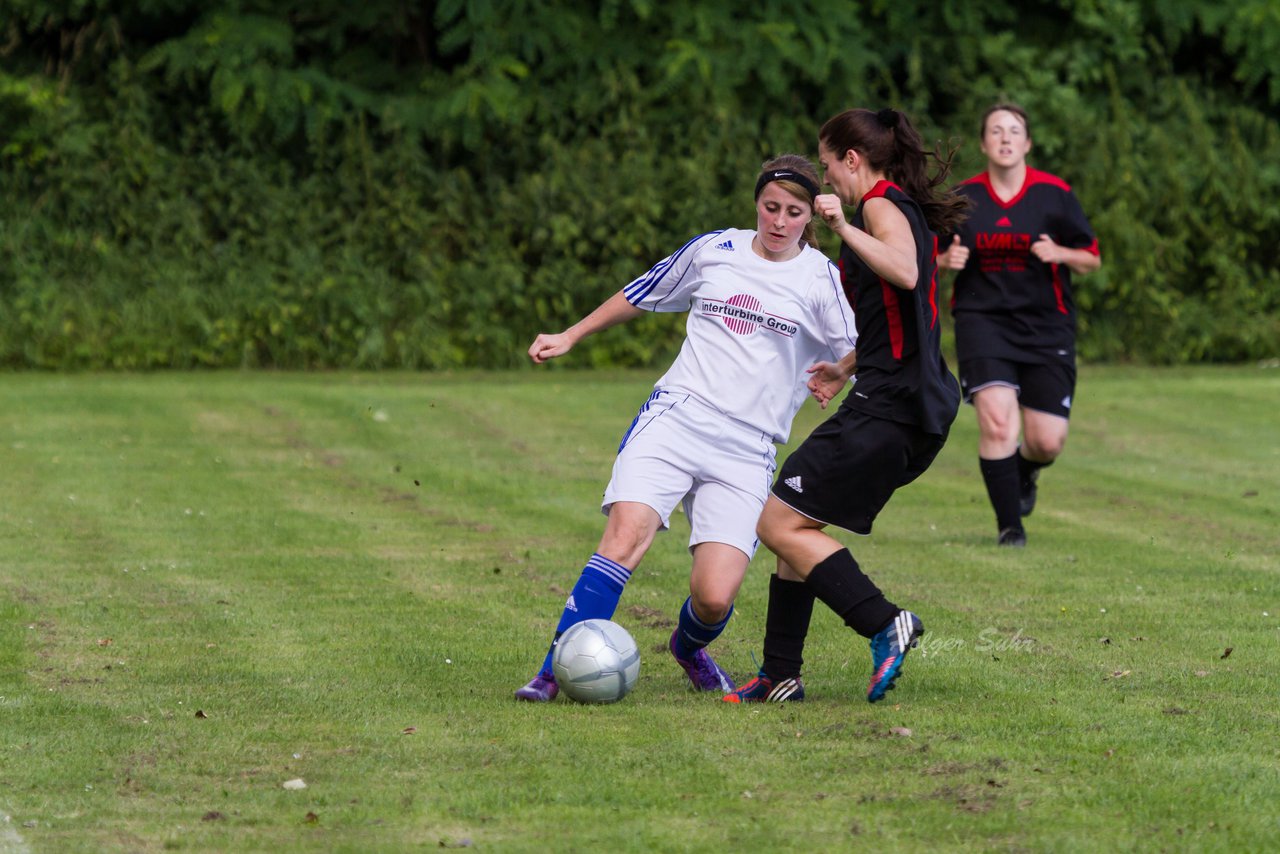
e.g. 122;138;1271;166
540;553;632;674
673;596;733;659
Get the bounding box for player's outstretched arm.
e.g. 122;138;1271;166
528;290;645;364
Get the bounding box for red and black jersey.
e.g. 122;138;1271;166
948;168;1099;361
839;180;959;436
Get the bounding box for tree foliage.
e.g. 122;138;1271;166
1;0;1276;368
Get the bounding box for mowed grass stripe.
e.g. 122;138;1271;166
0;367;1277;851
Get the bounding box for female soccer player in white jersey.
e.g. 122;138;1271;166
515;155;860;702
937;104;1101;547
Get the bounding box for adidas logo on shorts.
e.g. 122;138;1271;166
784;476;803;493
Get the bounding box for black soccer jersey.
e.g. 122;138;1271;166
948;168;1099;360
839;180;959;436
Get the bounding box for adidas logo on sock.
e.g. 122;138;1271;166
565;594;578;612
784;475;803;493
714;239;734;251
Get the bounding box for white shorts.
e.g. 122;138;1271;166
602;389;777;558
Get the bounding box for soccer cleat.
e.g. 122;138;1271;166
722;673;805;704
514;670;558;702
998;526;1027;548
669;630;735;693
867;610;924;703
1019;466;1040;517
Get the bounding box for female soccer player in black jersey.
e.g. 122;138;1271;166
937;104;1101;547
725;108;968;704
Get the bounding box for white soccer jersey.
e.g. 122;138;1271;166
623;228;858;443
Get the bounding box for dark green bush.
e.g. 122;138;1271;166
0;1;1276;369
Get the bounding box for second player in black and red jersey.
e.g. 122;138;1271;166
938;103;1101;548
727;107;968;706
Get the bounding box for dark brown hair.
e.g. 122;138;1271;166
758;154;821;250
818;108;969;234
980;103;1031;139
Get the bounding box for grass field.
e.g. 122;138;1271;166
1;366;1278;852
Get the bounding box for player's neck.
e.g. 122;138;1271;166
853;170;888;202
751;235;802;263
987;162;1027;202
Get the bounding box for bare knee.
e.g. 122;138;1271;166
1023;417;1069;461
1023;435;1066;461
757;523;781;553
689;590;734;623
757;499;797;552
975;389;1021;451
979;409;1020;446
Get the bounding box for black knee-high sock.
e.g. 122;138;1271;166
1016;450;1051;486
804;549;898;639
760;574;815;680
980;454;1022;532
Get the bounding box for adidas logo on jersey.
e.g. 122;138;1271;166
995;216;1012;227
714;239;735;251
784;476;803;493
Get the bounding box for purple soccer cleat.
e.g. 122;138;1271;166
514;670;559;702
669;630;735;693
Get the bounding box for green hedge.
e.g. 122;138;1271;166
1;1;1277;369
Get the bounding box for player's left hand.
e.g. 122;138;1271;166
1031;233;1063;264
806;361;850;409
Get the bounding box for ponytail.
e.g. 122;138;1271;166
820;108;970;234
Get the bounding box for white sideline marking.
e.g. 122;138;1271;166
0;812;31;854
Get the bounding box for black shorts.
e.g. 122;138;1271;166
772;408;947;535
958;356;1077;420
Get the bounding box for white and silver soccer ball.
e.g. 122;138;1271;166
551;619;641;704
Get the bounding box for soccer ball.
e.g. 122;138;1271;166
552;619;641;704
